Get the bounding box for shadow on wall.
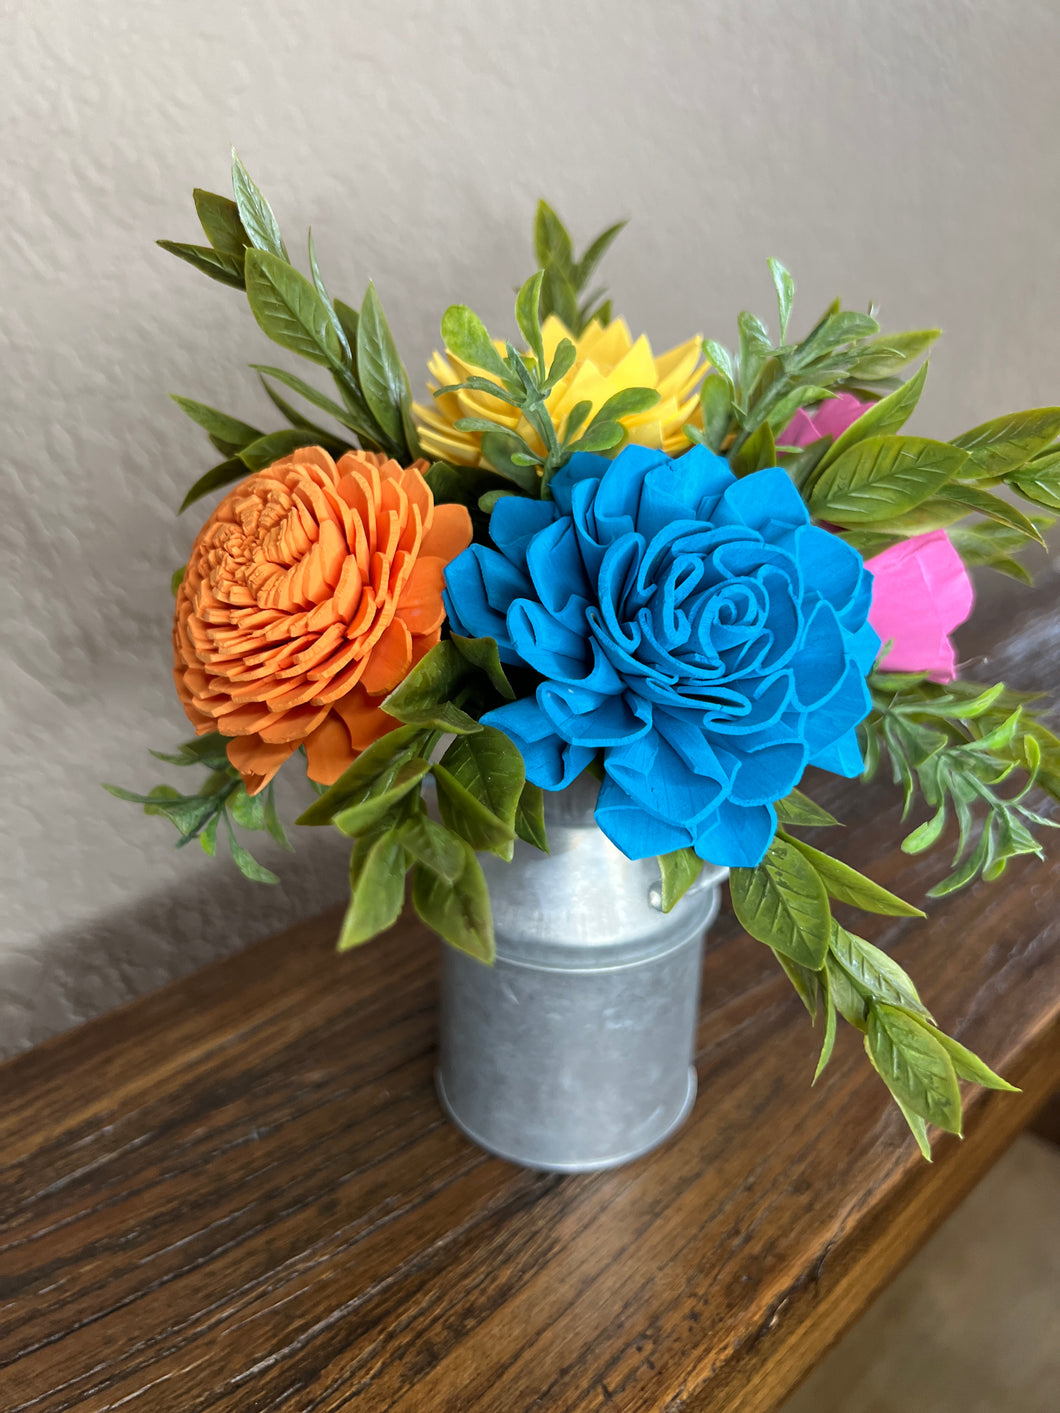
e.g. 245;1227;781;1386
0;828;354;1059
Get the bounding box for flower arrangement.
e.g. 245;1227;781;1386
110;153;1060;1157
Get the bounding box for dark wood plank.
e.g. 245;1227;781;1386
1;555;1058;1413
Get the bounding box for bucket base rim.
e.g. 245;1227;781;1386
434;1064;698;1173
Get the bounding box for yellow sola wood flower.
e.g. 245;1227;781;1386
413;314;705;467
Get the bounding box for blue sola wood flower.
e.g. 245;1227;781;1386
443;445;880;867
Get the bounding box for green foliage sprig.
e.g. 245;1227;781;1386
160;150;419;511
435;269;660;498
104;735;290;884
532;200;625;334
727;820;1016;1155
687;258;939;474
294;635;545;960
699;261;1060;569
863;674;1059;895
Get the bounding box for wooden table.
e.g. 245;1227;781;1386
2;564;1059;1413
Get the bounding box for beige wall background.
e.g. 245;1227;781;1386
3;0;1058;1055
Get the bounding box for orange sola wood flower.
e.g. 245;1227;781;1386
173;447;472;794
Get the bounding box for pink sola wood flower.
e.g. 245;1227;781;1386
864;531;974;682
782;395;975;681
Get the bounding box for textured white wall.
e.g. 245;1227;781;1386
3;0;1058;1055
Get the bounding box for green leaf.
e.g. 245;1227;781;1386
534;199;574;273
785;836;925;916
193;189;249;258
412;841;495;961
729;837;832;969
170;395;261;450
845;330;940;381
573;220;626;290
149;734;231;770
699;373;734;453
230;150;287;260
178;457;247;512
307;230;354;363
263;784;293;851
514;780;549;853
433;726;525;860
773;950;822;1019
920;1025;1018;1091
296;725;427;825
424;460;520;512
729;422;777;479
399;812;466;885
156;240;246;289
782;437;834;494
338;828;407;949
703;340;735;384
1010;453;1060;511
220;812;279;883
431;765;516;856
227;836;280;884
381;639;482;733
257;373;349;446
477;431;542;492
935;482;1045;544
440;304;511;382
894;1096;934;1159
808;435;968;525
515;270;546;373
738;310;772;390
357;282;416;456
589;387;661;427
449;634;516;700
790;310;880;370
334;298;360;357
251;364;348;419
819;362;928;467
902;805;948;854
774;789;840;829
546;337;578;387
767;258;795;342
567;421;625;454
951;408;1060;481
244;249;346;368
236;428;325;472
171;565;185;596
826;955;868;1029
657;847;704;913
228;785;266;831
767;387;835;439
866;1004;962;1134
813;980;837;1084
331;758;431;836
200;811;220;857
828;921;932;1018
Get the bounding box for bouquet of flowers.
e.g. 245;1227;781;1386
110;153;1060;1157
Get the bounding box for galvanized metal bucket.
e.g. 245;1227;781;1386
435;774;727;1172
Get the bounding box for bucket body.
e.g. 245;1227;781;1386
435;775;726;1171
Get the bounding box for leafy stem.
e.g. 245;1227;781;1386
863;674;1058;895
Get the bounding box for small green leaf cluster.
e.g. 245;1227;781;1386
695;261;1060;576
728;820;1014;1153
864;674;1059;895
531;200;625;335
295;637;547;960
160;151;420;512
103;735;290;884
688;258;939;477
436;269;660;499
808;392;1060;560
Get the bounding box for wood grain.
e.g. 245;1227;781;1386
1;559;1058;1413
